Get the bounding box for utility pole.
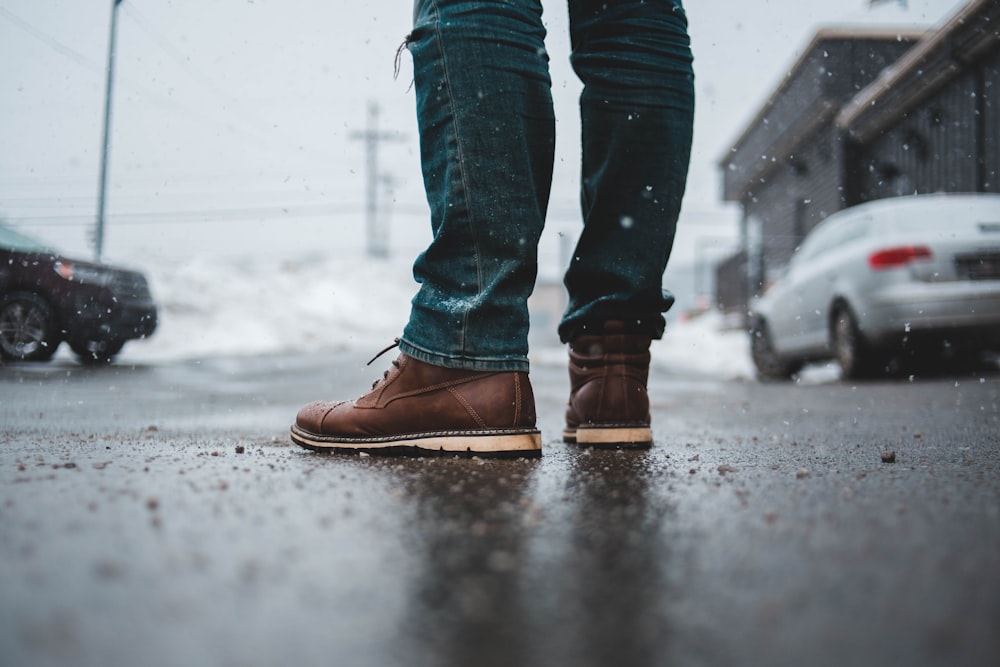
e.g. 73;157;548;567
95;0;123;262
351;101;404;259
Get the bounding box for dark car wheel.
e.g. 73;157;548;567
750;318;801;381
832;306;883;380
70;338;125;365
0;292;59;361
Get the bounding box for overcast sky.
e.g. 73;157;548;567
0;0;965;263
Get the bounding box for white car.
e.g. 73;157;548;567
749;193;1000;379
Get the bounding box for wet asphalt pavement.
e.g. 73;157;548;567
1;351;999;667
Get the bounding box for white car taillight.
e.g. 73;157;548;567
868;246;933;270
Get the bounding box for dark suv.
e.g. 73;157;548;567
0;225;157;364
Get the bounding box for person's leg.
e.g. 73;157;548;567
291;0;555;456
562;0;694;340
561;0;694;446
401;0;556;372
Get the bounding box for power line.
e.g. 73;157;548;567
0;6;104;72
2;203;378;228
117;1;281;145
0;4;290;152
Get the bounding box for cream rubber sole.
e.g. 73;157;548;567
290;424;542;457
563;425;653;447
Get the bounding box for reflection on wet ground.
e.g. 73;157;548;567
1;353;998;666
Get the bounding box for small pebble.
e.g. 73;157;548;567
881;451;896;464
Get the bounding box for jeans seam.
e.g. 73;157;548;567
427;0;481;361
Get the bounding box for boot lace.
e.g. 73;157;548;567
367;338;401;388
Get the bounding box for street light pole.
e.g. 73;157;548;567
95;0;123;262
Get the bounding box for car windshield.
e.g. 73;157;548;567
0;225;54;253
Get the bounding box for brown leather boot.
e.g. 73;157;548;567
563;321;653;447
291;349;541;457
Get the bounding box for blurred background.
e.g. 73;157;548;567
0;0;966;363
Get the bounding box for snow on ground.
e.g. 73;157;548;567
107;253;757;381
127;253;414;362
654;310;756;381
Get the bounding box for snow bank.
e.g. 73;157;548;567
115;253;755;381
121;253;414;363
655;310;755;381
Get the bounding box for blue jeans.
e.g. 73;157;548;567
400;0;694;372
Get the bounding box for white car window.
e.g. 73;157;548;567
794;214;869;265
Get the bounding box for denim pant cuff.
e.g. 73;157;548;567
398;337;531;373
